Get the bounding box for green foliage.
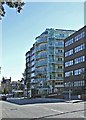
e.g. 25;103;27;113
0;0;25;20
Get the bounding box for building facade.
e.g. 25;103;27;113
26;28;75;97
1;77;12;94
64;26;86;99
25;44;36;97
11;80;24;97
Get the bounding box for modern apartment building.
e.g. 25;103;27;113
26;28;75;97
64;26;86;99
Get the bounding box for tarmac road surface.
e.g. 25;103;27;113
1;100;85;119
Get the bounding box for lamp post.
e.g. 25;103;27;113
64;82;71;100
68;82;71;101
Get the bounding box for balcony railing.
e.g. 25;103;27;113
35;70;47;75
36;44;47;52
36;37;47;45
36;54;47;60
55;69;64;72
55;61;64;64
55;43;64;48
55;52;64;56
35;78;46;82
35;60;47;67
49;69;63;72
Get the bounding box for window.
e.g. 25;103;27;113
59;34;64;38
65;38;73;47
74;68;85;75
58;66;63;69
55;82;58;85
58;58;63;61
58;49;63;53
58;74;63;77
74;32;85;42
65;60;73;67
65;49;73;57
74;81;85;87
74;56;85;64
65;71;73;77
74;44;85;53
65;82;74;87
58;41;64;47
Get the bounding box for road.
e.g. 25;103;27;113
0;100;85;119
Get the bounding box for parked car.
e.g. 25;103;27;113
0;94;7;101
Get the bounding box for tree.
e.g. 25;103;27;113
0;0;25;20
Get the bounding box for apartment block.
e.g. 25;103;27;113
26;28;75;97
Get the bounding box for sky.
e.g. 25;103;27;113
1;2;84;81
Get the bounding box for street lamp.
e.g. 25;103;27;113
68;82;71;101
65;82;71;100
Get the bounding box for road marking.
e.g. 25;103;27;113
42;107;64;113
50;109;64;113
80;116;85;118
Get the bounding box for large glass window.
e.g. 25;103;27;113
65;38;73;47
74;56;85;64
74;68;85;75
74;32;85;42
65;49;73;57
74;44;85;53
65;60;73;67
74;81;85;87
65;70;73;77
65;32;85;47
65;82;74;87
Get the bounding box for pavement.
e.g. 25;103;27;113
66;100;85;103
6;98;66;105
1;100;85;119
6;97;86;105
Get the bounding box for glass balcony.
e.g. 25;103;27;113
55;69;64;72
55;43;64;48
35;78;46;82
36;37;47;45
35;69;47;75
36;54;47;60
56;77;64;80
49;69;63;73
36;52;47;59
55;84;63;87
35;60;47;67
55;61;64;64
49;77;63;80
55;52;64;56
36;44;47;52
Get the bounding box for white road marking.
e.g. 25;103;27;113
80;116;85;118
50;109;64;113
42;106;64;113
